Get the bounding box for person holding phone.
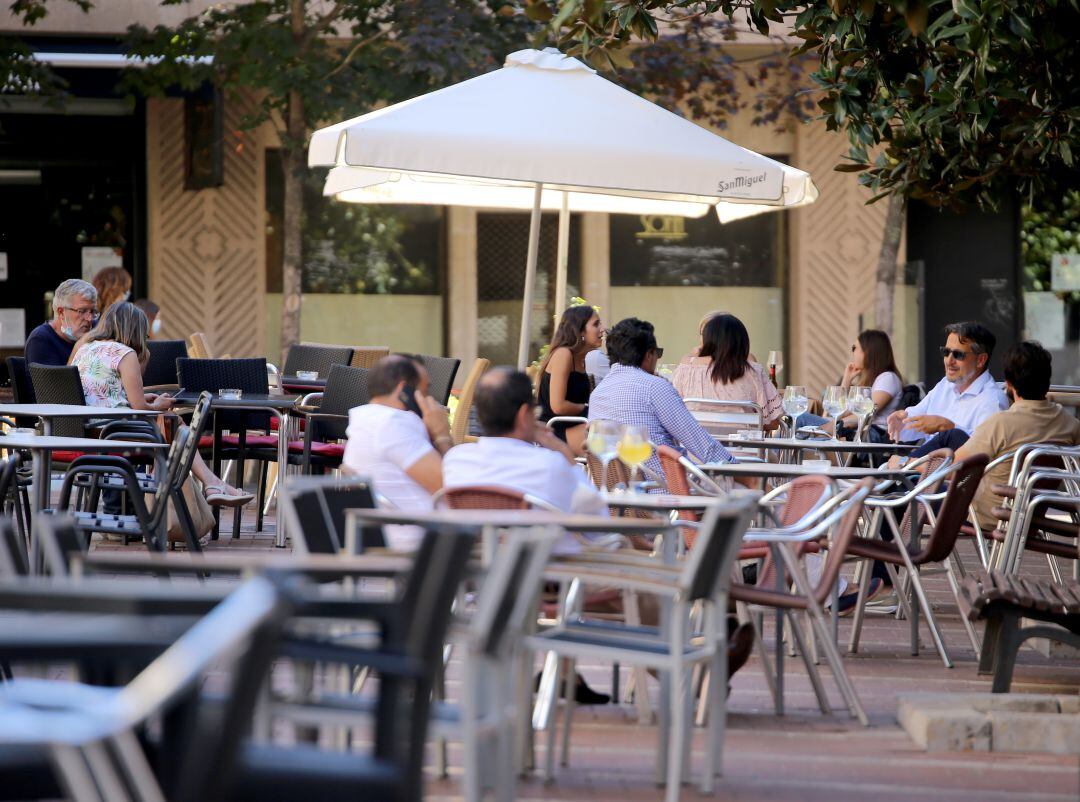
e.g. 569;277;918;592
69;302;252;511
342;354;452;550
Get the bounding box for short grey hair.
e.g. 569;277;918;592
53;279;97;318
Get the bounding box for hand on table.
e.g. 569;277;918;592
904;414;954;435
886;409;908;441
147;393;175;411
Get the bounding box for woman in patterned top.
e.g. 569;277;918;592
70;302;253;507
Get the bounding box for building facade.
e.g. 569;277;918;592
1;4;909;396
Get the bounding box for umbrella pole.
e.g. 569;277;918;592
554;191;570;312
517;182;544;370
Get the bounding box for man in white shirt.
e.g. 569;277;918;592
342;354;452;550
443;367;608;554
887;321;1008;451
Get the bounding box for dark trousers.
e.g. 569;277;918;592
872;428;971;583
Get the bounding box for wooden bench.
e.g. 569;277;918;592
958;569;1080;692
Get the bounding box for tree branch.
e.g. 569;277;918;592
321;28;389;80
301;0;348;52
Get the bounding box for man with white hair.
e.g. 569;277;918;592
25;279;98;366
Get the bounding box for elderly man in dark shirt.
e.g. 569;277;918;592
24;279;98;366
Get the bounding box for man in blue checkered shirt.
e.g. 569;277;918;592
588;318;736;475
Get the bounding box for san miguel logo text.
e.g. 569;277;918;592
716;172;768;194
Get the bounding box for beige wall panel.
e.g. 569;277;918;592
146;97;266;358
265;294;443;359
2;2;223;34
789;122;890;396
609;286;784;370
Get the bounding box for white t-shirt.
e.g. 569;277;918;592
342;403;435;550
870;370;903;426
442;437;608;554
585;349;610;383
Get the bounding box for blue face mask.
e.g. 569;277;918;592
60;325;76;340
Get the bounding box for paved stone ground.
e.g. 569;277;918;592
89;505;1080;801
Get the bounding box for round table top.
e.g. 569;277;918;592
346;507;676;533
698;461;917;480
713;436;917;453
0;404;163;418
0;434;168;450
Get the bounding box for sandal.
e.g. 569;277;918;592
202;483;255;508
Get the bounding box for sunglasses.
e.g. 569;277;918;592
653;347;665;358
850;344;857;353
939;346;971;361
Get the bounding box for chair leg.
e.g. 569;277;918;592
847;558;874;654
543;656;564;782
787;610;832;715
701;608;727;793
232;451;246;540
944;556;982;655
559;657;576;768
663;665;687;802
255;460;268;532
898;550;952;668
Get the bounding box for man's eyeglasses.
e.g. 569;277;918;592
939;346;971;361
60;306;95;318
653;347;665;359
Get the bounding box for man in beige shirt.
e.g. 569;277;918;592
952;341;1080;529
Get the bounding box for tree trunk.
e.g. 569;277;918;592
279;0;307;367
874;192;905;337
280;139;304;367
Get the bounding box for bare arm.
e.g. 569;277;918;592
405;451;443;494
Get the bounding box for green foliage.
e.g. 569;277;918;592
1021;189;1080;295
541;0;1080;210
1;0;93;102
122;1;537;155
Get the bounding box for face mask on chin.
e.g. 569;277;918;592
60;325;76;340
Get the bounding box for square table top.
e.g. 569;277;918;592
173;393;300;410
346;507;676;534
0;434;168;451
712;435;917;453
0;404;162;418
698;461;917;480
600;490;760;511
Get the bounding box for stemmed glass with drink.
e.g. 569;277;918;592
847;386;874;441
782;385;808;433
616;424;654;492
586;420;621;490
822;385;847;441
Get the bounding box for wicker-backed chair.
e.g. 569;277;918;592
419;355;460;406
6;356;35;405
350;346;390;369
451;358;490;445
283;344;353;378
27;364;87;439
188;331;215;359
176;357;276;539
144;339;189;388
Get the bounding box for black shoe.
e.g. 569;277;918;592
727;622;755;678
534;671;611;705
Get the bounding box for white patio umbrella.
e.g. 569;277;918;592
309;48;817;368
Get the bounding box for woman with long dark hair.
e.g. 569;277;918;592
840;329;903;437
673;313;784;429
536;304;604;448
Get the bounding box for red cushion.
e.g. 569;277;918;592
198;434;279;449
52;451;87;463
286;439;345;458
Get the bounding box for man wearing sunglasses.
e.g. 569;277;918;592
24;278;99;367
887;321;1007;447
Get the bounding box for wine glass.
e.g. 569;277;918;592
822;385;847;441
617;424;654;492
586;420;621;491
782;385;809;433
847;386;875;441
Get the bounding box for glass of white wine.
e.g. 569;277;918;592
586;420;621;490
617;424;654;492
822;385;847;442
847;386;875;442
782;385;808;433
